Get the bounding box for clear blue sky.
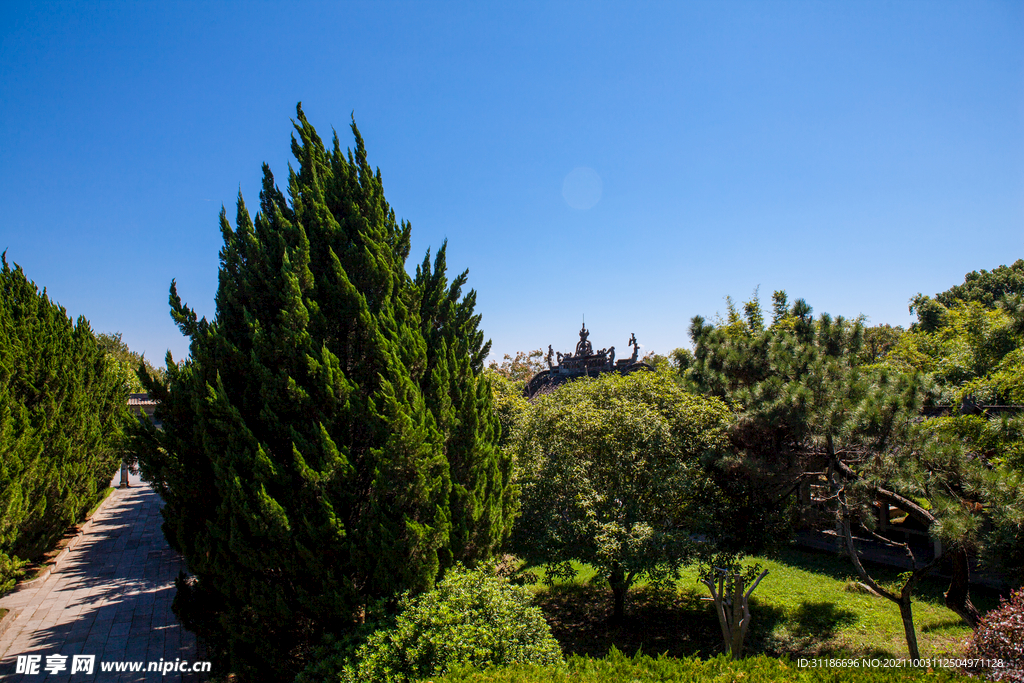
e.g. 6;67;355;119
2;1;1021;365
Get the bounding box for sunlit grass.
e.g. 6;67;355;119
516;547;998;659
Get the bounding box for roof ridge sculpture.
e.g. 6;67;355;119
525;324;651;399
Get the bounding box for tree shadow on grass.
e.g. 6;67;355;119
921;618;969;633
534;584;786;660
778;546;1004;612
754;600;857;658
791;601;858;639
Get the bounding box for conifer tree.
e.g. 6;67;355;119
415;244;513;564
0;255;128;591
133;105;510;681
686;292;983;657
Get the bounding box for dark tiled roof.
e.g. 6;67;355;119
128;393;158;407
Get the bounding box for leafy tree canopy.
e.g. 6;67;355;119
509;370;730;620
95;332;163;393
910;260;1024;333
885;301;1023;406
487;349;545;384
935;259;1024;309
686;290;991;653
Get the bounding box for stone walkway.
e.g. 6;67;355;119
0;486;205;681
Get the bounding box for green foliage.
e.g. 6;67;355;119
487;349;545;383
932;259;1024;310
486;370;530;450
892;265;1024;586
686;292;907;551
669;347;694;373
95;332;163;393
887;301;1020;405
966;588;1024;682
0;554;26;595
416;245;511;565
909;259;1024;333
509;370;730;619
687;290;993;657
686;292;987;547
429;648;971;682
132;105;511;681
0;255;129;592
858;325;905;366
335;565;562;683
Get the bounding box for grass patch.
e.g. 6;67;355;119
515;547;1000;661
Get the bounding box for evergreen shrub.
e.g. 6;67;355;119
133;105;513;681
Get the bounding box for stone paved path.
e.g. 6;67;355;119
0;486;205;682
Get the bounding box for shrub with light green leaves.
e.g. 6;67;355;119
343;565;563;683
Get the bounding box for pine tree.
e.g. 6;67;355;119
133;105;509;681
686;292;984;657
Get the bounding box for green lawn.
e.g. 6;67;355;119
517;547;1000;660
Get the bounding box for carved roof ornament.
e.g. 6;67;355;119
575;325;593;356
525;322;652;399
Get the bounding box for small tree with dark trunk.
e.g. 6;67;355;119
509;370;730;621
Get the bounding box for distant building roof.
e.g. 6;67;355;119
524;324;652;399
128;393;158;408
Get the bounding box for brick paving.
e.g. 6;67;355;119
0;486;205;682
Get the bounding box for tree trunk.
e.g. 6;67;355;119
898;598;921;660
609;563;627;622
835;464;929;660
944;547;981;628
730;578;745;659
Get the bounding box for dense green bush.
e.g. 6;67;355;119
0;255;129;591
431;648;971;682
338;565;563;683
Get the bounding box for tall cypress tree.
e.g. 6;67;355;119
0;256;128;591
134;105;510;681
415;243;513;566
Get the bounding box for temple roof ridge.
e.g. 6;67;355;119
524;323;652;399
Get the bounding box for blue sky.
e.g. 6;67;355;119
1;1;1021;364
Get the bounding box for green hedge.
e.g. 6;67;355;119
430;648;973;682
0;256;130;591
